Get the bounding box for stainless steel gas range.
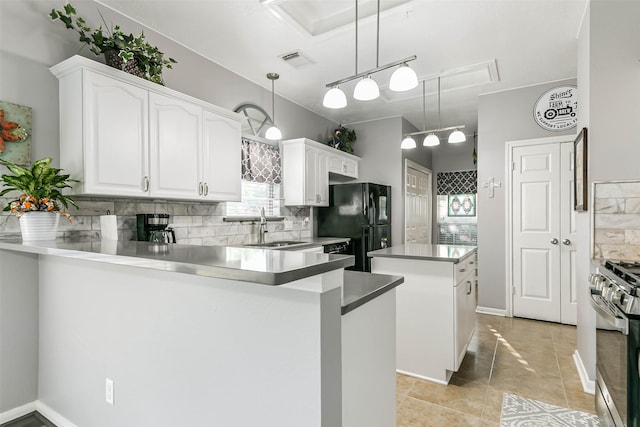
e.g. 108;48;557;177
590;261;640;427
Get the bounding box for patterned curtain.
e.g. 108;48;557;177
241;138;282;184
436;170;478;195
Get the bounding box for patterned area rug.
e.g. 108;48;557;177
500;393;600;426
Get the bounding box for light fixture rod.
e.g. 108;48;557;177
376;0;380;68
267;72;279;123
437;76;441;129
422;80;426;131
355;0;358;75
325;55;417;88
403;125;466;137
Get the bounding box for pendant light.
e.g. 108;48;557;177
323;87;347;109
389;63;419;92
354;75;380;101
265;72;282;140
322;0;417;108
401;76;467;148
448;128;466;144
400;136;416;149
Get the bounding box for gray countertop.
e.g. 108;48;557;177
368;244;477;263
342;271;404;315
0;239;354;286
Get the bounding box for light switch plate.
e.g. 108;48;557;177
284;219;293;231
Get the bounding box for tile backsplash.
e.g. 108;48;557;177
0;196;311;246
593;181;640;260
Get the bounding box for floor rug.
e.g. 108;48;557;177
500;393;600;427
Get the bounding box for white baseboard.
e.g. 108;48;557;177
396;369;450;385
0;401;36;424
573;349;595;395
0;401;77;427
476;306;507;317
35;401;78;427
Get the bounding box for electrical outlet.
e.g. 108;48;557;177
105;378;114;405
283;219;293;231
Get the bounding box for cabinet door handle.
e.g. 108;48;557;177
199;182;203;196
562;239;571;246
143;176;149;192
550;238;559;245
467;281;472;295
204;182;209;196
459;268;466;273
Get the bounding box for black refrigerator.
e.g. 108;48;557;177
317;183;391;272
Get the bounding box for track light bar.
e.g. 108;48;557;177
325;55;417;88
403;125;466;137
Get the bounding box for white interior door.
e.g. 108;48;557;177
405;162;432;244
560;142;577;325
511;141;575;324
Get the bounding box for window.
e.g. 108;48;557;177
226;138;282;217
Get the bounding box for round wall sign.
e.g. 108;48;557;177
533;85;578;131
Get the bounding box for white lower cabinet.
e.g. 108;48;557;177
371;253;477;384
51;55;241;202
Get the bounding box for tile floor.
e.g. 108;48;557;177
396;313;596;426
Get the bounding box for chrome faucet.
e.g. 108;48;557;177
258;207;268;244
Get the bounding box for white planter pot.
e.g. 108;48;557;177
19;211;60;241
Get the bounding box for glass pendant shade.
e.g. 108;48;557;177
448;129;466;144
353;76;380;101
265;126;282;140
423;133;440;147
389;64;419;92
322;87;347;109
400;136;416;149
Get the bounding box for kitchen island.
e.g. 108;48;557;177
0;239;399;427
369;243;477;384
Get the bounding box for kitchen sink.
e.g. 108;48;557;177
244;240;308;248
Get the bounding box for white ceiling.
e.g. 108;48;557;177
96;0;587;135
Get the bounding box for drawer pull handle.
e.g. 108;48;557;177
459;268;466;273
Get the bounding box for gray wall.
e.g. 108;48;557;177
0;0;338;169
348;116;432;246
0;252;39;413
476;78;577;310
576;0;640;382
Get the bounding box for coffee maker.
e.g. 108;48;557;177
136;214;176;243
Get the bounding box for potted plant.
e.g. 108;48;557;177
328;125;356;154
50;3;177;85
0;157;79;241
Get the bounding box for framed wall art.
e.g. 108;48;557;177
0;100;32;165
574;127;588;211
448;193;476;217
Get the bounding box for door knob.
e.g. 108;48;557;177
550;238;559;245
563;239;571;245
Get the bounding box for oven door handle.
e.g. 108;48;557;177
590;291;629;335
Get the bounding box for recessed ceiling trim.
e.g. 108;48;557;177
261;0;415;37
379;59;500;103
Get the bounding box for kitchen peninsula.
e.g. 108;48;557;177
369;243;477;384
0;239;400;427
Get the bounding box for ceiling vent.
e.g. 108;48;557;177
279;50;315;68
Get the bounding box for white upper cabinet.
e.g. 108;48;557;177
62;69;150;197
51;55;242;202
282;138;359;206
149;92;201;199
202;109;241;201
